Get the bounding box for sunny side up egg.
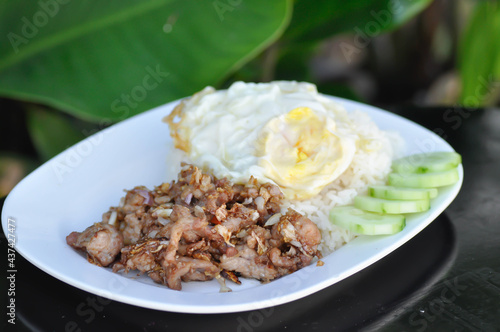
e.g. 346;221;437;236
165;81;358;200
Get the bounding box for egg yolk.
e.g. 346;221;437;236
258;107;355;200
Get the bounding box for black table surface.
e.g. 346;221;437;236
2;106;500;332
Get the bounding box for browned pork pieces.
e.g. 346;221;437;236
66;223;123;267
67;164;322;291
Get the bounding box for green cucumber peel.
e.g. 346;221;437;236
329;206;406;235
392;152;462;174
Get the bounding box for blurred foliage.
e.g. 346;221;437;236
458;1;500;107
0;0;499;196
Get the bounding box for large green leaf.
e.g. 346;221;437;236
284;0;433;43
458;1;500;107
0;0;292;122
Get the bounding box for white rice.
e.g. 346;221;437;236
283;110;404;254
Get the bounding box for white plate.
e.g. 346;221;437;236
1;96;463;314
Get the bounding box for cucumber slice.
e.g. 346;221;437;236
369;185;438;200
392;152;461;174
354;196;430;214
388;168;459;188
329;206;406;235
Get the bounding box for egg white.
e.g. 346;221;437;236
165;81;359;200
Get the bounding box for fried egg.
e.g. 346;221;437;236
165;81;358;200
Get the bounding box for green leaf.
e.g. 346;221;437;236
284;0;433;43
458;1;500;107
0;0;292;122
27;106;86;161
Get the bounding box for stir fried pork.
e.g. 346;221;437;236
66;223;123;267
67;164;322;291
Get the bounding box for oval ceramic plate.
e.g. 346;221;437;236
1;96;463;313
